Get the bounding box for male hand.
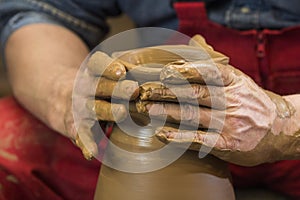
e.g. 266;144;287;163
136;35;297;166
71;51;139;159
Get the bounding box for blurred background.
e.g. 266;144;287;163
0;58;11;97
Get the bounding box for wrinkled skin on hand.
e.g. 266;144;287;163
153;35;299;166
76;35;300;165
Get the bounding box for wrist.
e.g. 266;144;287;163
278;95;300;136
268;93;298;135
270;94;300;160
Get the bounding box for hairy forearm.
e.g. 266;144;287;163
5;24;89;137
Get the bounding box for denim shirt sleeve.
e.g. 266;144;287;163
0;0;121;54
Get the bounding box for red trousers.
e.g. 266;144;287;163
0;96;300;199
0;97;100;200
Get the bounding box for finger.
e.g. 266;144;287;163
96;77;139;100
136;101;225;129
74;74;139;99
160;60;235;86
155;126;227;151
140;82;226;109
189;35;229;65
87;51;126;80
86;99;128;122
155;126;205;146
75;119;99;160
156;127;251;165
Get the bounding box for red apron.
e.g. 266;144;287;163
174;2;300;199
0;97;101;200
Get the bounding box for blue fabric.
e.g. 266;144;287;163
1;0;300;51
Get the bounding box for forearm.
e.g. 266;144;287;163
5;23;89;137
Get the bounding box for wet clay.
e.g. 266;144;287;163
112;45;229;83
115;48;184;83
113;44;228;64
95;125;235;200
112;47;185;66
126;66;162;83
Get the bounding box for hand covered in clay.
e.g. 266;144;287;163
138;35;299;166
73;51;139;159
73;47;190;159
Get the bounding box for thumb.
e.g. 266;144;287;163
75;119;99;160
